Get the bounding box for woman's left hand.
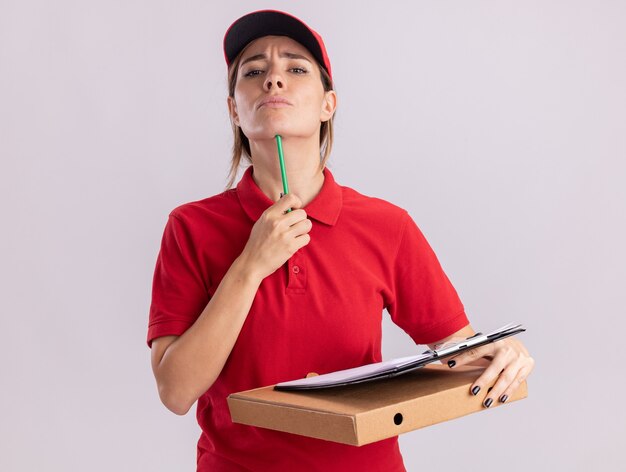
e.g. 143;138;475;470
447;337;535;408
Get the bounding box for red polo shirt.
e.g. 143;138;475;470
148;166;469;471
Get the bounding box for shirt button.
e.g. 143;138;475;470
292;265;300;274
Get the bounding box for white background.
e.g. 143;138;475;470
1;1;625;470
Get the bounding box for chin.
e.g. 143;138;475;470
246;126;295;140
243;122;317;141
245;130;285;141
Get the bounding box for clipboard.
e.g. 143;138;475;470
275;322;525;391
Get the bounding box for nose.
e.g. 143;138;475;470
264;66;284;90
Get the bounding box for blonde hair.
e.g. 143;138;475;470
225;48;336;189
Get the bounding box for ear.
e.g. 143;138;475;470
320;90;337;122
227;96;240;126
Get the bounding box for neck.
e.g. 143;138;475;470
249;135;325;206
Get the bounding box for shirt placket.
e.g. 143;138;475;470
286;249;307;295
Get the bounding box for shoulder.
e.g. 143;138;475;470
339;184;410;229
160;189;243;245
168;188;240;224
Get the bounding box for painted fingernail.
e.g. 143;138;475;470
447;360;456;368
500;394;508;403
487;387;493;393
471;386;481;395
484;398;493;408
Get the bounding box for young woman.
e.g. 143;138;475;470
147;10;534;471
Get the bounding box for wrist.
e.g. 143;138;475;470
230;254;264;286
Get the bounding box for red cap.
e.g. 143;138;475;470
223;10;332;80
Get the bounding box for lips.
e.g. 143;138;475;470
258;96;292;109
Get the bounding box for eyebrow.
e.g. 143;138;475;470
239;52;313;68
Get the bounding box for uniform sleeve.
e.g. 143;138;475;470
147;213;209;348
386;211;469;345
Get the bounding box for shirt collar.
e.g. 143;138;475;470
236;166;343;226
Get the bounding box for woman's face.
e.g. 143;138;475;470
227;35;336;142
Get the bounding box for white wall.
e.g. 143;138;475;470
1;1;624;470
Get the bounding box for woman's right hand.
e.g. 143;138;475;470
238;193;312;281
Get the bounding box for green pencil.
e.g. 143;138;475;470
275;135;291;212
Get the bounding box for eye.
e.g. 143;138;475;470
243;69;263;78
290;67;308;74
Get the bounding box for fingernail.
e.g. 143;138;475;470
500;394;508;403
447;360;456;368
487;387;493;393
471;386;481;395
280;192;284;198
484;398;493;408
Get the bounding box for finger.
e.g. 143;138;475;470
281;208;308;227
465;348;514;399
287;217;313;237
446;343;495;368
485;354;535;406
479;358;524;408
259;208;307;234
273;193;302;214
497;359;534;404
293;232;311;250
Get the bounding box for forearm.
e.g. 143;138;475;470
155;255;262;414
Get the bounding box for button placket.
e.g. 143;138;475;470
287;251;307;294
